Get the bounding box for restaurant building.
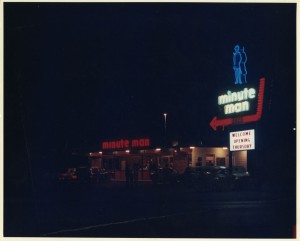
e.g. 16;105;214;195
87;138;247;181
85;47;267;181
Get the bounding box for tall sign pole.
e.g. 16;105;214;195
163;113;167;148
210;45;265;172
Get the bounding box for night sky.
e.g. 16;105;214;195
5;3;296;171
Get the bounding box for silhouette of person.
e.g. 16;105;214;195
240;46;247;83
233;45;242;84
133;163;139;184
125;164;133;186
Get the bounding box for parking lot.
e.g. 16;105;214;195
5;178;295;238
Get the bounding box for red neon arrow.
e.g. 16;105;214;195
210;77;265;131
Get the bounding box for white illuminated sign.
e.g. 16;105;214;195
218;88;256;115
230;129;255;151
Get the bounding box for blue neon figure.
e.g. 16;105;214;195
233;45;242;84
240;46;247;83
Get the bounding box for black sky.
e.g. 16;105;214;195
5;3;296;167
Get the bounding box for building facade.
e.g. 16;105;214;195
88;146;248;181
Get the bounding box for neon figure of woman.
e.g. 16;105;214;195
240;46;247;83
233;45;242;84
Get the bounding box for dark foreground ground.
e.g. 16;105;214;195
4;179;296;238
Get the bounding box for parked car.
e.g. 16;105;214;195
213;166;234;191
90;167;112;183
58;168;77;181
75;166;90;183
231;166;250;179
150;167;180;185
230;166;251;190
182;166;203;186
182;166;233;191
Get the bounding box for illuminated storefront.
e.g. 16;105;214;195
87;45;263;181
87;143;247;181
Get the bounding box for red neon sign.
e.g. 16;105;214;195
210;77;265;131
102;138;151;150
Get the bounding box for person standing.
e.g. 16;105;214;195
125;164;132;186
233;45;242;84
240;46;248;83
133;163;139;185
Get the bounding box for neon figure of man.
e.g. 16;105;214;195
240;46;247;83
233;45;242;84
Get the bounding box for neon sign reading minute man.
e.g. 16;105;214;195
218;87;256;115
102;138;150;150
218;44;255;115
210;44;265;130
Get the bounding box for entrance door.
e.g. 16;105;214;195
205;154;215;166
121;160;126;171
